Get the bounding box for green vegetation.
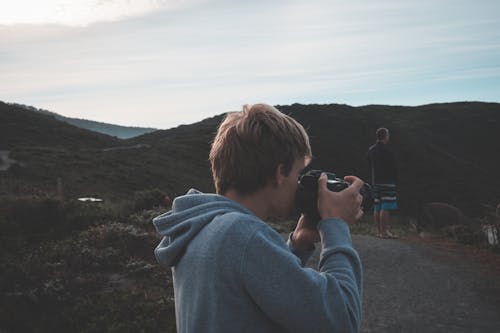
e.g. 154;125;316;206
1;100;499;331
3;101;500;215
8;103;157;139
0;195;176;332
278;102;500;216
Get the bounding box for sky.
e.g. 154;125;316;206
1;0;500;129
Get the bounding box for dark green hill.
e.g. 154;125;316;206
278;102;500;215
129;101;500;215
2;100;499;333
2;101;499;215
127;102;500;214
0;101;120;149
0;102;218;200
9;102;157;139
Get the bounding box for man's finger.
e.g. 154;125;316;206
317;172;328;192
344;176;364;191
357;194;363;205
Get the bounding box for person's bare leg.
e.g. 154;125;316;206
381;210;396;238
380;210;389;236
374;211;382;237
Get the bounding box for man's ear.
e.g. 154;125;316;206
274;163;286;187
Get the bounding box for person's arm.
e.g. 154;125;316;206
367;147;375;185
286;232;315;266
386;147;398;183
286;215;319;266
242;174;364;332
391;149;398;183
242;220;362;333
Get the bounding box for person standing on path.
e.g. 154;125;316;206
367;127;398;239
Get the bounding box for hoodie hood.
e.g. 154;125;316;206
152;189;253;267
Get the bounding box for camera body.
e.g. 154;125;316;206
296;170;371;225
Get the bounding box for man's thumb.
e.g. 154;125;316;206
317;173;327;192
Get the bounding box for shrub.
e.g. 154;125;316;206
1;196;63;233
128;207;166;229
63;200;118;230
0;196;121;237
132;188;168;212
0;193;177;333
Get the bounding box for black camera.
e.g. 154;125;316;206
295;170;371;225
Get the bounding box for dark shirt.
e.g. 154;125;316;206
367;141;398;184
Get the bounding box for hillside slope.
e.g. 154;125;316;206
0;101;120;149
8;102;157;139
2;101;499;215
278;102;500;214
0;102;217;200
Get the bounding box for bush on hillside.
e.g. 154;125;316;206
0;196;118;237
132;188;168;212
1;196;64;233
0;211;175;332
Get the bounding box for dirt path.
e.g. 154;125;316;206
309;235;500;333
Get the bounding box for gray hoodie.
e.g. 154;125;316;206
153;189;362;333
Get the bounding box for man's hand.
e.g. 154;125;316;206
291;174;364;249
318;173;364;225
291;215;320;251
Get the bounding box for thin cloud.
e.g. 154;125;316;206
1;0;500;128
0;0;207;26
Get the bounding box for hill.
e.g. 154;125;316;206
9;102;157;139
1;101;500;215
0;101;119;149
0;102;217;200
129;101;500;215
1;100;500;332
278;102;500;215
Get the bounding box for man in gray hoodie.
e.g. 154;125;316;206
153;103;364;333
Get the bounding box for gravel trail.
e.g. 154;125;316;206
309;234;500;333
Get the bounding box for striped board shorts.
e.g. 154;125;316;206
373;184;398;211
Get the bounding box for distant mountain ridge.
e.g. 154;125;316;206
9;102;157;139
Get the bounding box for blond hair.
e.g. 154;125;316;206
209;103;312;194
